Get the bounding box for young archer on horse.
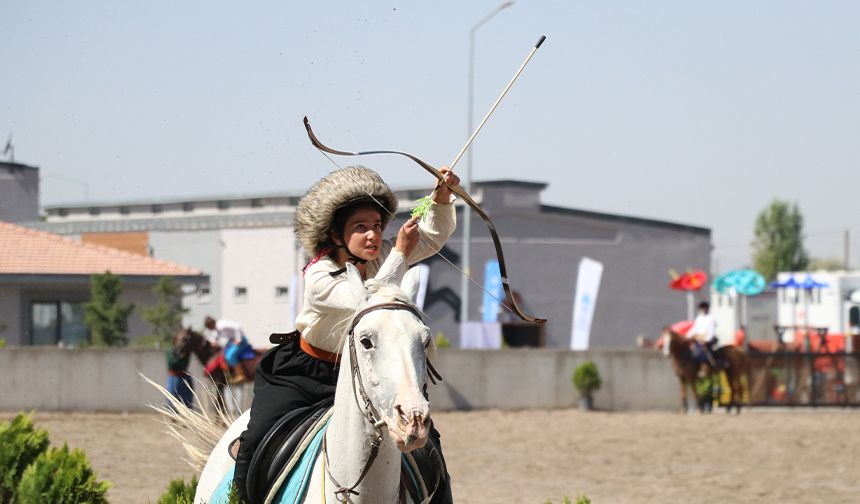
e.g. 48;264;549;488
232;166;458;503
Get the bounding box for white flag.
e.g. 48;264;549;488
571;257;604;350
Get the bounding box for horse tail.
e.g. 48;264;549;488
141;373;240;472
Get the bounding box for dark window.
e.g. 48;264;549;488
217;200;230;210
88;207;101;216
182;202;194;212
151;204;163;214
119;206;131;215
30;301;88;346
58;208;69;217
251;198;265;208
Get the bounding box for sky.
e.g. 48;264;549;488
2;1;858;272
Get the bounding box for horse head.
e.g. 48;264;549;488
339;264;433;453
660;326;686;358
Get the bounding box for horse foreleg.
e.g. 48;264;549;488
680;380;690;413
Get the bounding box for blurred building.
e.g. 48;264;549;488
0;161;40;223
25;179;711;348
0;221;207;346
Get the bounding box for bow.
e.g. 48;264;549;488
303;116;546;324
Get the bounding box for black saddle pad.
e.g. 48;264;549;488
246;397;333;504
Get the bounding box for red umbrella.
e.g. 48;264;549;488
669;269;707;291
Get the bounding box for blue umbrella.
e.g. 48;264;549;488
801;275;829;290
769;276;800;290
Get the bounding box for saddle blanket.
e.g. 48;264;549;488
211;419;329;504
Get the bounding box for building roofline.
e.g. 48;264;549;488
540;204;711;235
0;161;39;171
0;273;208;284
42;179;545;211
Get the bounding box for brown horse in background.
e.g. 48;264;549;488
172;327;264;414
661;327;749;413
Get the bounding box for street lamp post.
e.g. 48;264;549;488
460;0;514;328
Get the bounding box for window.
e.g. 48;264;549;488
58;208;69;217
182;202;194;212
251;198;265;208
197;286;212;304
30;301;88;347
119;206;131;215
151;204;163;214
275;286;289;303
217;200;230;210
88;207;101;216
233;286;248;304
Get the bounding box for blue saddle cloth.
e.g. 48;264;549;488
210;420;328;504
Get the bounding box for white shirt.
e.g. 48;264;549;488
688;312;716;341
210;319;246;346
295;200;456;353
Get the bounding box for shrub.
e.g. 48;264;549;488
16;444;110;504
573;360;602;395
156;475;198;504
0;413;50;503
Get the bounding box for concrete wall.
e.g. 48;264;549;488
0;348;679;412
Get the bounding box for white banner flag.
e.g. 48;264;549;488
571;257;604;350
415;264;431;311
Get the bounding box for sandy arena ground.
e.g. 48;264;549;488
3;408;858;503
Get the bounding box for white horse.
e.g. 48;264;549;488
166;265;437;503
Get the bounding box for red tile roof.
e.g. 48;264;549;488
0;221;203;277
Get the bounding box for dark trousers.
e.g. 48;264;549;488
234;338;338;503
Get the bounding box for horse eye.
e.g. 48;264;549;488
360;337;374;350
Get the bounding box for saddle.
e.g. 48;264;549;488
236;402;447;504
243;397;333;504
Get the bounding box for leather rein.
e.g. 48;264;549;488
323;302;441;502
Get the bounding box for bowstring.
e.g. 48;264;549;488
314;150;515;317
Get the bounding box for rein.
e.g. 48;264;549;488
323;301;429;502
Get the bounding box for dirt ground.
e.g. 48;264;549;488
3;408;859;503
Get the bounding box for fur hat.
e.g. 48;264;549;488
294;166;398;257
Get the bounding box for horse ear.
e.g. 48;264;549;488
343;263;367;307
401;267;421;303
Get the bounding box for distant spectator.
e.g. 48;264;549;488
166;346;194;409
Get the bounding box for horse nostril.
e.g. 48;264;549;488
395;405;409;424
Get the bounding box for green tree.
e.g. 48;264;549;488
808;257;844;271
752;200;809;281
84;271;135;347
141;277;188;347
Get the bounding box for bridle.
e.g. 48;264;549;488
323;301;441;502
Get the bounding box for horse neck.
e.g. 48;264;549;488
324;322;401;502
190;333;217;364
670;335;696;369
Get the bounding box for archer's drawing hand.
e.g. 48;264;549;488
395;216;420;257
433;167;460;204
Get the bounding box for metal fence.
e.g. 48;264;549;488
747;351;860;406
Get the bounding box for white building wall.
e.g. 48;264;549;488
219;228;298;347
776;271;860;341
